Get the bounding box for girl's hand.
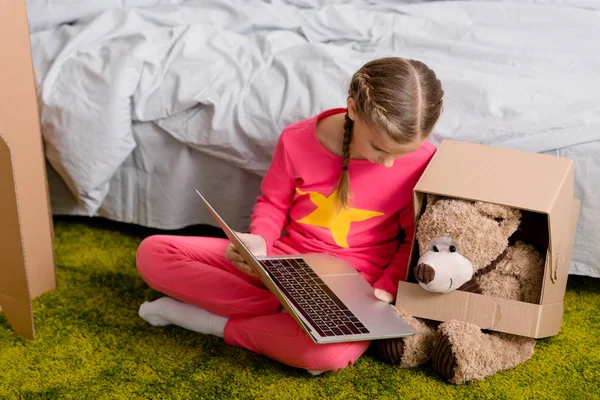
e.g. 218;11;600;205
374;288;395;303
225;232;267;277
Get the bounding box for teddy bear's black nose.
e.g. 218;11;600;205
414;263;435;284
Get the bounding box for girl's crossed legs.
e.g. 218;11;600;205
135;235;370;373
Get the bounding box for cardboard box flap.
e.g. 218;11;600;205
0;0;56;340
541;196;579;304
416;140;574;214
395;282;565;338
0;138;30;301
0;293;34;340
0;136;35;340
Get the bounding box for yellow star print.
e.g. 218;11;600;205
296;188;384;248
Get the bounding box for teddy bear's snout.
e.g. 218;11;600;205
414;263;435;284
415;248;475;293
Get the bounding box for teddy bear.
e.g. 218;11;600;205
375;194;546;384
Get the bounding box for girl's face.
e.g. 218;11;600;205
347;98;425;168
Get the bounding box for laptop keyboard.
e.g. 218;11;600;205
259;258;370;338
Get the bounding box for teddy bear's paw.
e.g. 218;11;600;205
375;321;437;368
432;320;536;384
376;335;433;369
375;337;406;367
432;320;487;384
374;307;438;368
431;330;458;381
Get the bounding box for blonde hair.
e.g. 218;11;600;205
336;57;444;209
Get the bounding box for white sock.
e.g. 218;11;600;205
139;297;228;338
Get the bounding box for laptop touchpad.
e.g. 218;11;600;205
302;253;359;276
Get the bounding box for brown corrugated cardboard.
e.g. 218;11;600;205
0;0;56;339
396;140;580;339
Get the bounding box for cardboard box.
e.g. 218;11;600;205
0;0;56;340
395;140;580;339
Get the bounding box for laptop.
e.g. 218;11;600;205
195;189;415;344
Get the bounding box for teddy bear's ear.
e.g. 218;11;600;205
474;202;521;238
424;194;443;212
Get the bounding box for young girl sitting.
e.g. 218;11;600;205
136;57;444;375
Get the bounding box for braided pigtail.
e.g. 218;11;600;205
335;109;354;210
359;73;388;116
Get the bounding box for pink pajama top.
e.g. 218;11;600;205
249;108;436;295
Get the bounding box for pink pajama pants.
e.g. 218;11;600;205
135;234;371;372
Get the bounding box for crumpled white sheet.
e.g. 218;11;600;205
25;0;600;33
28;0;600;277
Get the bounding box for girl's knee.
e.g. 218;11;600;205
136;235;171;280
300;341;371;372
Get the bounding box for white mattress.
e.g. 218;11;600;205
30;0;600;277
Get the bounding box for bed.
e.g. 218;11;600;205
26;0;600;278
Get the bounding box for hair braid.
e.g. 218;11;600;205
335;109;354;209
359;73;387;115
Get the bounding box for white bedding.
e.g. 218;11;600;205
28;0;600;277
47;121;263;232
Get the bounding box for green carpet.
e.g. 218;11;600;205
1;218;599;399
